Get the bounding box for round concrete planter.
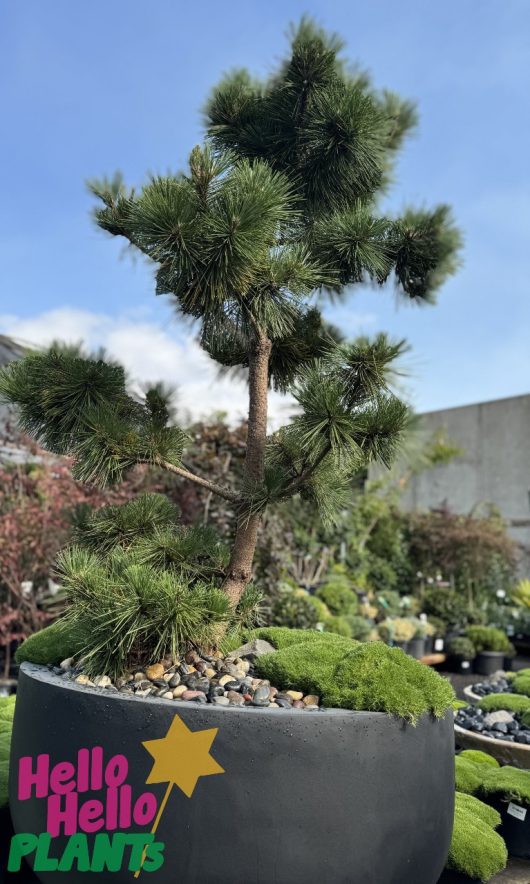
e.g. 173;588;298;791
9;664;455;884
455;723;530;769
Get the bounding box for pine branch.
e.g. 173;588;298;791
157;458;240;503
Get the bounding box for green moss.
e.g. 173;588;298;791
453;699;468;711
447;792;507;881
459;750;500;768
511;673;530;697
479;765;530;807
256;639;454;723
455;756;485;795
249;627;355;651
520;710;530;728
15;619;84;666
315;582;358;616
478;693;530;714
0;696;16;809
255;635;355;696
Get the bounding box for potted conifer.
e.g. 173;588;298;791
2;20;461;884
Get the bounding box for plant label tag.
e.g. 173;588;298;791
507;803;527;821
434;639;444;652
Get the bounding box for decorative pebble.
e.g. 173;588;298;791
286;690;304;702
303;695;320;706
227;691;245;706
181;690;206;702
146;664;165;681
160;691;174;700
60;658;74;670
292;700;305;709
212;696;230;706
75;675;92;686
252;685;271;706
168;673;181;688
173;685;187;698
134;672;146;682
219;674;235;687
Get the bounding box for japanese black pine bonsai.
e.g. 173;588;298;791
0;21;461;677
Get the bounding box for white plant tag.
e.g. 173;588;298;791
461;661;470;670
434;639;444;651
507;803;527;821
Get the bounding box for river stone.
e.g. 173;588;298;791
226;639;276;661
303;695;320;706
168;673;181;688
212;696;230;706
252;685;271;706
146;664;165;681
484;710;515;726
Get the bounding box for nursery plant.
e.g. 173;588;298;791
0;20;461;677
466;626;514;656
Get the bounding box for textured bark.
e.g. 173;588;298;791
223;331;271;605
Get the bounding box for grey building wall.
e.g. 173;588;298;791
400;394;530;557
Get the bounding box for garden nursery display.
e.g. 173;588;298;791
0;18;466;884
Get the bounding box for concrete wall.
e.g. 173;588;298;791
401;394;530;556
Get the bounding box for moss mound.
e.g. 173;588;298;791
479;765;530;806
455;756;486;795
256;638;454;723
477;693;530;714
511;673;530;697
447;792;507;881
460;750;500;768
15;620;84;666
250;627;356;651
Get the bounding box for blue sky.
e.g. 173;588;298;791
1;0;529;421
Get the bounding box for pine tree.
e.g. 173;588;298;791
0;20;461;623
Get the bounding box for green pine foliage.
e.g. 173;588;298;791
447;792;507;882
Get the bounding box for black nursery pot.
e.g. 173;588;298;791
407;637;426;660
446;655;474;675
436;869;480;884
9;664;455;884
474;651;505;676
493;797;530;859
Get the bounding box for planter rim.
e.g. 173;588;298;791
455;722;530;764
17;661;394;720
463;685;481;703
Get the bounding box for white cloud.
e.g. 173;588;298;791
0;307;295;427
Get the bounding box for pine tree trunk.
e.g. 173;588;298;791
222;331;271;606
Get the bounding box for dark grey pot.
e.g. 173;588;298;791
407;637;426;660
437;869;480;884
474;651;505;676
9;664;455;884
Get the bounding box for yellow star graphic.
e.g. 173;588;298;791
142;713;225;798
